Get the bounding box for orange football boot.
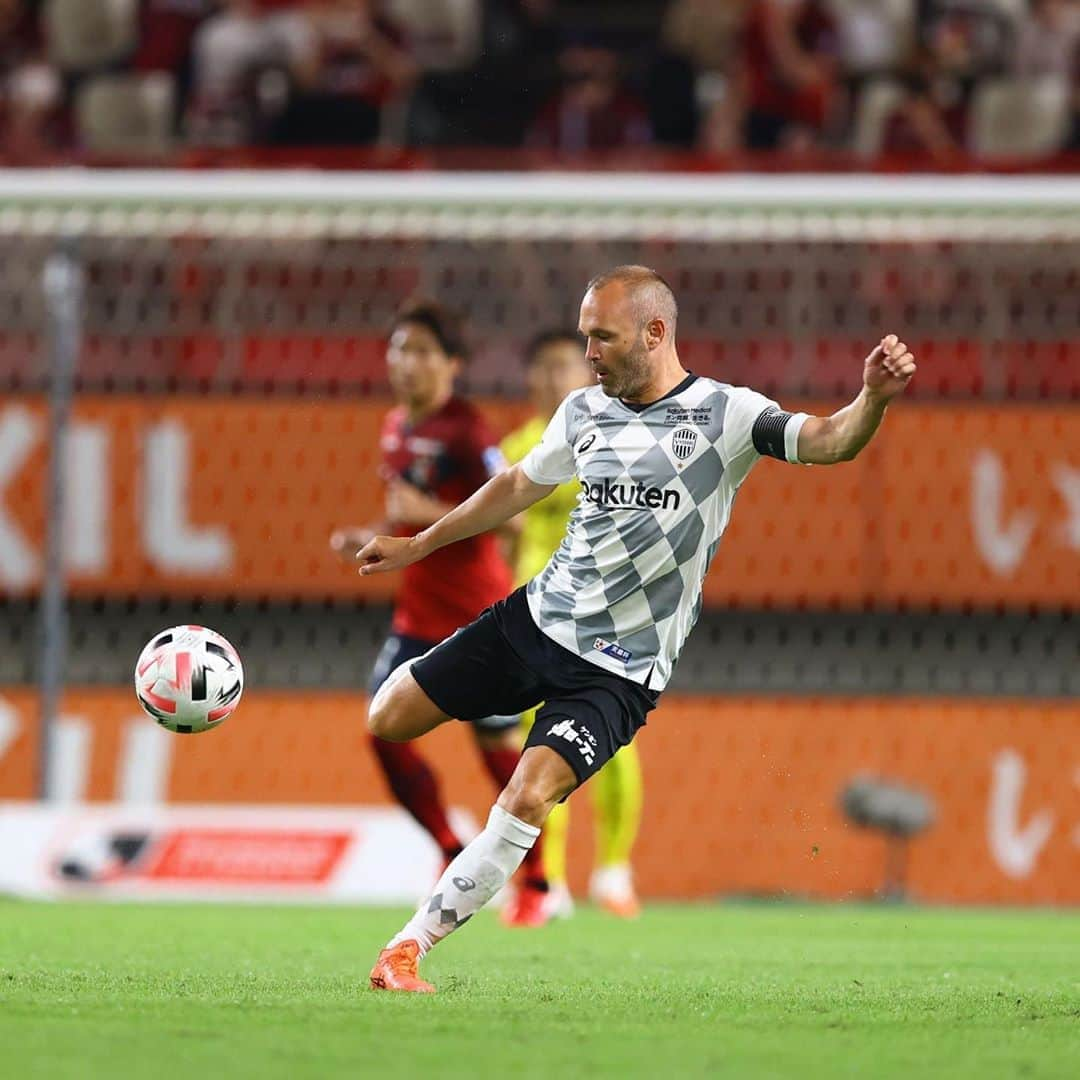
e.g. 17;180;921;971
590;865;642;920
500;884;551;928
596;891;642;920
369;940;435;993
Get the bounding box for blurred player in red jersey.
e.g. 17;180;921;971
331;298;550;926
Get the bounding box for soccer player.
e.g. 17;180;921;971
501;330;645;919
352;266;917;992
330;298;550;925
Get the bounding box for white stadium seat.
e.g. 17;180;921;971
851;79;905;159
970;77;1071;160
75;73;176;155
44;0;138;74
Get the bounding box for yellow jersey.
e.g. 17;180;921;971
501;416;581;587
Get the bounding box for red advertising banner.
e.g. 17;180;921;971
143;828;351;884
0;396;1075;607
1;688;1077;904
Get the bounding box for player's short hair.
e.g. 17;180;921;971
523;329;581;368
585;265;678;338
391;298;469;361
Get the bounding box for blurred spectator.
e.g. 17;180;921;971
737;0;841;151
0;0;1076;161
190;0;415;146
880;1;1012;160
189;0;316;142
135;0;213;75
267;0;416;146
881;54;965;160
1004;0;1080;158
133;0;215;133
406;0;560;146
1012;0;1080;78
663;0;748;75
662;0;745;149
832;0;914;79
526;40;651;151
914;1;1013;74
387;0;481;73
0;0;62;156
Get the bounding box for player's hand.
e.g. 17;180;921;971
863;334;917;401
385;478;449;526
354;534;425;576
329;526;376;564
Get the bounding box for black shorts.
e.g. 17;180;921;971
369;633;519;733
411;588;659;786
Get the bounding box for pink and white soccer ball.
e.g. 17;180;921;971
134;625;244;734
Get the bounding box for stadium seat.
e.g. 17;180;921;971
851;79;905;159
832;0;916;76
970;77;1071;160
44;0;138;74
75;73;176;155
985;0;1027;19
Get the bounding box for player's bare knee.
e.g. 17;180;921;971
498;781;551;826
366;696;392;739
368;664;451;742
498;756;576;827
367;682;405;740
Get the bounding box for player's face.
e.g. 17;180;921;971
526;339;592;416
386;322;459;411
578;285;653;400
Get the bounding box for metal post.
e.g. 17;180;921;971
38;243;83;800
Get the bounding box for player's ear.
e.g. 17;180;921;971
645;318;665;350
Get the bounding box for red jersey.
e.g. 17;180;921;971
742;0;837;129
380;396;512;641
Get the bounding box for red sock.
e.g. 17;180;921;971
480;746;548;891
370;737;463;860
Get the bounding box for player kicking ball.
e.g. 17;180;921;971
502;330;647;919
331;299;551;925
354;265;916;993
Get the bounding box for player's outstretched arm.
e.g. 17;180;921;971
796;334;916;465
355;464;556;576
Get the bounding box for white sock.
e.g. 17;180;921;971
388;804;539;956
590;863;635;901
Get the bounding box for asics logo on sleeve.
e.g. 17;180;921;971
576;434;597;454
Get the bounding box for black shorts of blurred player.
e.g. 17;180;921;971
408;589;658;791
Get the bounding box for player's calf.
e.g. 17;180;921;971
370;747;578;992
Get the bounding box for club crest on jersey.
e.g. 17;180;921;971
671;427;697;461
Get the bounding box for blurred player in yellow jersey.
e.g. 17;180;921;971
501;331;644;919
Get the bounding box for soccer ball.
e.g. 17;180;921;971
134;625;244;734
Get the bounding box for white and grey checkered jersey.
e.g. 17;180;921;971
519;374;809;692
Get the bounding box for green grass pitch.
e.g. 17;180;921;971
2;900;1078;1079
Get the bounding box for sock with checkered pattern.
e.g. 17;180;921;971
387;804;540;956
